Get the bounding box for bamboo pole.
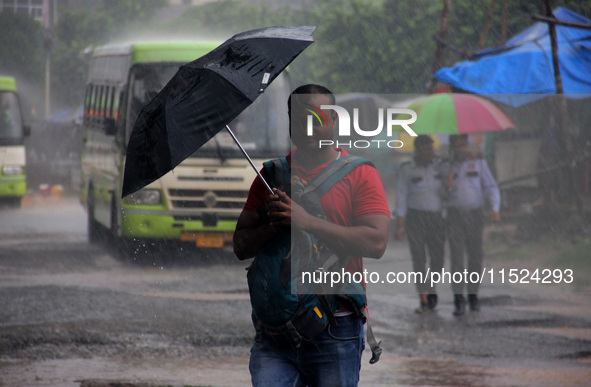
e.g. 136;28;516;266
479;0;497;49
542;0;580;210
429;0;451;93
499;0;508;44
532;14;591;29
543;0;571;154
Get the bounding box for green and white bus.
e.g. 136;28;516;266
0;76;29;207
80;41;290;251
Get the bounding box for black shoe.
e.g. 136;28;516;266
415;303;429;314
468;294;480;312
427;294;438;310
415;301;431;314
453;294;466;316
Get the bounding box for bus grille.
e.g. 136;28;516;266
168;189;249;210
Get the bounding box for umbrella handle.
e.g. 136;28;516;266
225;125;274;195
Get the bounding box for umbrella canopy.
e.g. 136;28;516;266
402;93;515;136
434;7;591;107
122;26;315;197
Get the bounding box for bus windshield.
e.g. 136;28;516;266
126;63;291;160
0;91;24;144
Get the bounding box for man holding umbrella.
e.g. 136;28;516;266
442;134;500;316
120;26;389;385
234;84;391;386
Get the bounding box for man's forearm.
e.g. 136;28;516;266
233;222;280;260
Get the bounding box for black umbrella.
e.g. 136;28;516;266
122;26;316;198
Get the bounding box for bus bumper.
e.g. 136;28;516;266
0;178;26;198
120;211;236;247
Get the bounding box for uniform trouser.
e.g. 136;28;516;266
446;208;484;295
405;209;445;295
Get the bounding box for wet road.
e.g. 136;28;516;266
0;196;590;386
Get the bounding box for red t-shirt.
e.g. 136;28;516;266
243;148;390;276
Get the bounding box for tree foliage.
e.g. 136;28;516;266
153;0;591;94
1;0;590;113
50;0;166;110
165;0;288;39
0;13;44;89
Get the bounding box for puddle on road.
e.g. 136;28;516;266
0;357;252;387
487;365;591;387
362;354;490;386
504;295;591;321
3;352;590;387
361;352;591;387
400;358;488;386
519;327;591;341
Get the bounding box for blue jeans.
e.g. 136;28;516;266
249;315;365;387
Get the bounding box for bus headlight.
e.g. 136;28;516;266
124;189;162;205
2;166;24;176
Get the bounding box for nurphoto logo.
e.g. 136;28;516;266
304;103;329;128
307;105;418;149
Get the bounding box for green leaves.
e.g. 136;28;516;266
0;13;44;84
3;0;590;113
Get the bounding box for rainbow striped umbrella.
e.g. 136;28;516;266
405;93;515;135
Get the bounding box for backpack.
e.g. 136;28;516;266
247;155;382;362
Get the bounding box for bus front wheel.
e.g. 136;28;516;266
87;187;105;244
110;195;141;261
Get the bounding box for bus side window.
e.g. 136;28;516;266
95;86;103;126
102;85;108;118
131;77;145;123
144;90;158;104
98;85;106;118
106;87;114;119
84;85;92;124
112;88;121;122
90;85;99;125
119;89;134;145
87;84;94;120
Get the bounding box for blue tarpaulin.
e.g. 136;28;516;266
434;7;591;107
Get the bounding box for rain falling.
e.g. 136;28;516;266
0;1;590;386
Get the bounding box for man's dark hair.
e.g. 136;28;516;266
414;135;434;149
287;84;335;114
449;134;468;147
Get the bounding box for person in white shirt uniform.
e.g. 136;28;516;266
442;134;500;316
394;135;445;313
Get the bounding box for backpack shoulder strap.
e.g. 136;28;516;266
303;155;374;198
263;157;290;191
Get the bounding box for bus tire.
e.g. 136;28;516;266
87;186;104;244
108;195;128;257
110;195;141;261
109;194;120;242
4;197;21;208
